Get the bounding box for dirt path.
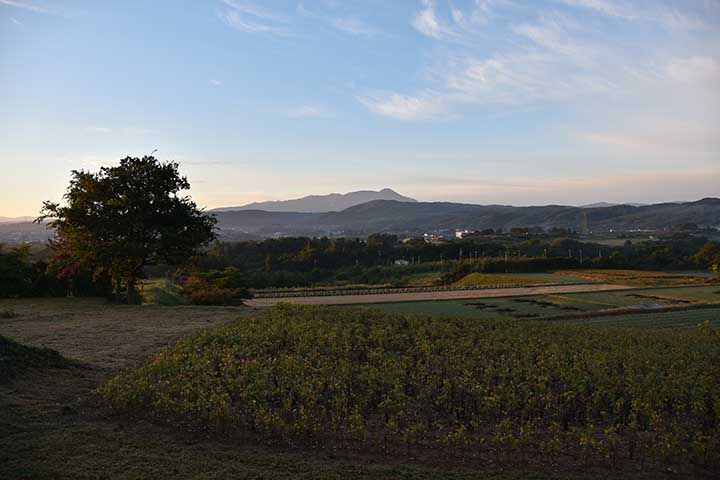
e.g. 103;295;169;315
247;283;634;307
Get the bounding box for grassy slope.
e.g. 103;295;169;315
0;334;73;382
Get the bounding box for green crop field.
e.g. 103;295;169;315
563;307;720;328
369;285;720;325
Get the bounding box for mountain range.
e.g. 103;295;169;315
2;195;719;244
211;188;416;213
214;197;720;239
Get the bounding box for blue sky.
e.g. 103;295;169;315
1;0;719;216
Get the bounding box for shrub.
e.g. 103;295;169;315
0;244;33;298
182;268;252;306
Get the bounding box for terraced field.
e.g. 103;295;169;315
563;307;720;328
369;285;720;327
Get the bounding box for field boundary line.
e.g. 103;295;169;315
247;283;634;307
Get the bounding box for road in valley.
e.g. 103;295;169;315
247;283;633;307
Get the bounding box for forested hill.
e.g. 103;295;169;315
215;198;720;237
2;198;718;243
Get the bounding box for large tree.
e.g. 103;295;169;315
39;156;217;303
692;241;720;276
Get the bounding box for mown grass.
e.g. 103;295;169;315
100;304;720;473
0;334;74;382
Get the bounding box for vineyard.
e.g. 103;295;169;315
100;304;720;474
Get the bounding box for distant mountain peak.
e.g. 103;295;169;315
211;188;417;213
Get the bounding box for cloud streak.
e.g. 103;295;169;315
287;105;331;119
219;1;289;35
0;0;48;13
331;17;376;37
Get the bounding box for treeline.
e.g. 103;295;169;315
191;234;715;288
3;236;718;298
0;243;111;298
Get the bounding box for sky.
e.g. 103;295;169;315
1;0;719;216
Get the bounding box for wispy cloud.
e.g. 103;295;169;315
554;0;637;20
219;1;289;35
85;126;112;134
578;117;719;156
413;0;456;39
10;17;22;25
297;3;378;38
209;79;223;87
287;105;331;119
363;0;713;122
664;56;720;87
331;17;375;36
659;9;704;31
555;0;705;30
511;14;592;65
84;126;153;136
0;0;48;14
358;91;445;120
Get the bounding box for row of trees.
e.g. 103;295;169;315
194;235;715;288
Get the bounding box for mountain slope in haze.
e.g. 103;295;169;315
214;198;720;237
581;202;647;208
211;188;417;213
0;216;34;223
3;199;718;244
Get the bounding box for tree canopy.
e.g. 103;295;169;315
40;156;217;303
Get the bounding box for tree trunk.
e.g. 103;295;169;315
126;277;139;305
115;277;122;304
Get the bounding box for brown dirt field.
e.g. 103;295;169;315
247;283;634;307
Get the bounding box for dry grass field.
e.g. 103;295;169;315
555;269;718;287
